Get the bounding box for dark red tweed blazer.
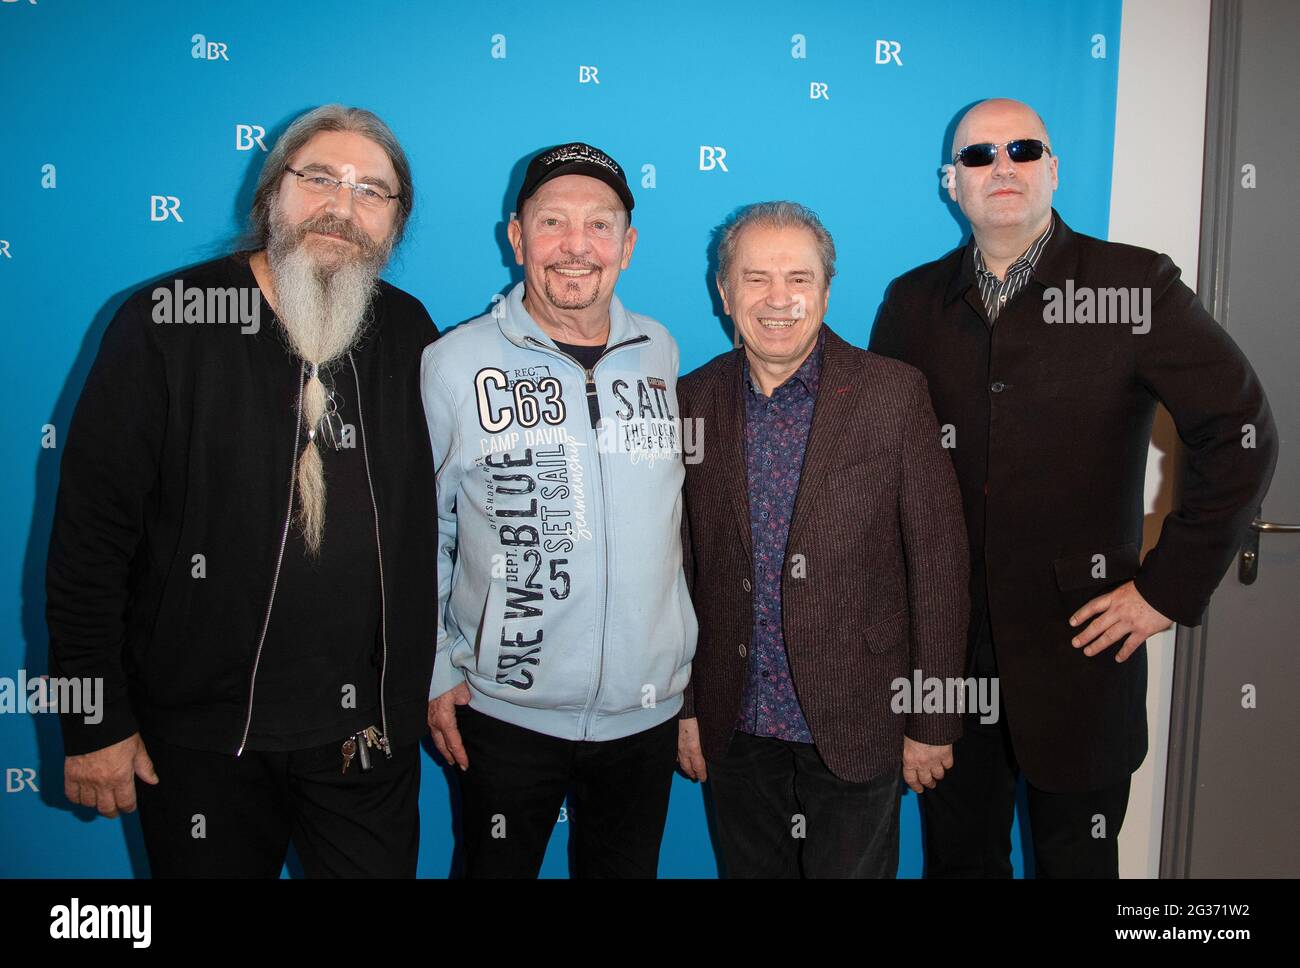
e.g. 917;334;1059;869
679;325;970;783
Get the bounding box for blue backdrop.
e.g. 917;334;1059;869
1;0;1121;877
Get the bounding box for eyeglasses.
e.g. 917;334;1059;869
284;165;399;209
952;139;1051;167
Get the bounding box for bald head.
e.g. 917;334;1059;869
952;99;1051;161
946;97;1058;245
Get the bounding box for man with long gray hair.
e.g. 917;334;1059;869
47;104;440;877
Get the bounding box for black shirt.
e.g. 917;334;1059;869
554;339;606;426
243;327;383;751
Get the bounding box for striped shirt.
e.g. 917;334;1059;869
972;216;1055;324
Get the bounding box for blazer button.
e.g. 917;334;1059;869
990;381;1006;393
738;643;748;658
743;578;752;592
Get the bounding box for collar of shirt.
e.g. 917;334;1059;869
742;327;825;402
972;213;1056;284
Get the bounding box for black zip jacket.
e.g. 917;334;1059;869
46;254;439;756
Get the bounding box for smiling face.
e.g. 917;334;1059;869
719;223;829;388
507;174;636;320
276;129;400;273
948;99;1058;236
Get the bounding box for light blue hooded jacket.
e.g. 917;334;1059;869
420;282;696;741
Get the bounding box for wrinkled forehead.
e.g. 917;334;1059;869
737;223;820;262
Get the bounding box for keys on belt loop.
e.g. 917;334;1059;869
340;726;387;774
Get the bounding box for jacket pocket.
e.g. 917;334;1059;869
826;447;895;486
863;607;909;654
1052;542;1140;591
474;579;508;680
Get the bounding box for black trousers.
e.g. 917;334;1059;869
705;731;901;878
454;704;678;878
920;612;1132;878
136;732;421;878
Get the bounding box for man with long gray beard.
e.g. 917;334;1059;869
46;105;439;877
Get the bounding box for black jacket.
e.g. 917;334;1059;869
869;212;1278;792
47;254;439;756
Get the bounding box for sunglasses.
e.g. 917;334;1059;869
953;139;1051;167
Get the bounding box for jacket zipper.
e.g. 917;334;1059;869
524;334;648;739
236;355;392;757
349;352;392;756
237;364;305;756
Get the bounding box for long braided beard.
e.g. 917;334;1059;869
267;211;388;556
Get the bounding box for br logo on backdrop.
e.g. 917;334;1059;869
235;124;267;151
579;65;599;84
150;196;183;222
875;39;903;65
6;768;38;793
699;146;728;172
191;33;229;60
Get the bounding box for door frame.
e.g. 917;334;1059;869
1158;0;1241;880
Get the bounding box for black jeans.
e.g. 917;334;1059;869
454;704;678;878
706;731;901;878
920;613;1132;878
136;732;420;878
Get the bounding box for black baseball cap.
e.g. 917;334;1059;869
515;142;635;219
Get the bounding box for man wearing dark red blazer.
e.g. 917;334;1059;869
676;201;971;878
869;99;1278;878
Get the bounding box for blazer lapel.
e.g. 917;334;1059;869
787;326;863;550
713;349;754;560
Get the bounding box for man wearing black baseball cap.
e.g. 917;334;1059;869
514;141;637;220
422;142;697;877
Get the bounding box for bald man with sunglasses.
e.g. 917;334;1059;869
869;98;1277;878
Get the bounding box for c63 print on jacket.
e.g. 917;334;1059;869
421;282;697;743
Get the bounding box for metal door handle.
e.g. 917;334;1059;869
1251;519;1300;533
1239;514;1300;584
